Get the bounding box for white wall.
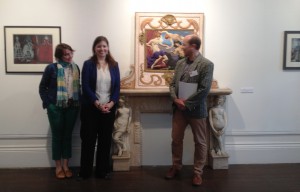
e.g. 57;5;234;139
0;0;300;167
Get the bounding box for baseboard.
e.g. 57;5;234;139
0;131;300;167
0;134;81;168
225;131;300;164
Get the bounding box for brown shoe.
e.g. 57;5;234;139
55;170;66;179
64;169;73;178
165;166;180;180
192;174;202;186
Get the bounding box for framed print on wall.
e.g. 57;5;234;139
283;31;300;70
134;12;204;89
4;26;61;73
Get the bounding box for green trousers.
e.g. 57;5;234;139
47;104;79;160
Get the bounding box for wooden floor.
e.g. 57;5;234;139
1;164;300;192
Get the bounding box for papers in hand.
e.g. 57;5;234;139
178;81;197;100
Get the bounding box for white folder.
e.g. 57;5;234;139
178;81;197;100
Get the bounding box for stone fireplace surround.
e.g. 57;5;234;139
120;88;232;166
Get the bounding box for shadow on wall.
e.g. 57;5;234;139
225;95;246;134
141;113;194;166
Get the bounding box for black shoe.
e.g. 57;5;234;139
96;172;112;180
76;173;90;181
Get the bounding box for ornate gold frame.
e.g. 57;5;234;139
132;12;204;89
121;13;204;89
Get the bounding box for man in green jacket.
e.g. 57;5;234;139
165;34;214;186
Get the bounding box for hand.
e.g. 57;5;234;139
94;100;101;109
174;98;186;111
101;101;114;113
216;130;225;137
94;100;108;113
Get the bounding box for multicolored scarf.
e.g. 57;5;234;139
56;61;80;108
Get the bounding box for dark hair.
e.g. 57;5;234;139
188;35;201;50
54;43;74;61
91;36;117;66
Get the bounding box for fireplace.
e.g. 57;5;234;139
118;88;232;167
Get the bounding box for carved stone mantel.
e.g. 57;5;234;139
121;88;232;96
120;88;232;166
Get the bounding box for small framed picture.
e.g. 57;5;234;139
4;26;61;73
283;31;300;70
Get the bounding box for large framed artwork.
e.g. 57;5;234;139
133;12;204;89
4;26;61;73
283;31;300;70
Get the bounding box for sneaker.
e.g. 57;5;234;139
164;166;180;180
192;174;202;186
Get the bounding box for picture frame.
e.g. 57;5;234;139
134;12;204;89
283;31;300;70
4;26;61;73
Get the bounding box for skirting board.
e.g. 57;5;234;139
226;131;300;164
0;148;81;168
227;145;300;164
0;145;299;167
0;131;300;167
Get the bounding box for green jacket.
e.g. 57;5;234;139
169;53;214;119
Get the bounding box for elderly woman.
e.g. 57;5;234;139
39;43;80;179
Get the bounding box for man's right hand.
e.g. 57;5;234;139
174;98;186;111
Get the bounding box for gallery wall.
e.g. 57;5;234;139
0;0;300;167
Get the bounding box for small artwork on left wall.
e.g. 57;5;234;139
283;31;300;70
4;26;61;73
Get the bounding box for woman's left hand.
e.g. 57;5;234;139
101;101;114;113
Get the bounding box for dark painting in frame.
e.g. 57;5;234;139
4;26;61;73
283;31;300;70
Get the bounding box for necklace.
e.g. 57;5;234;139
97;61;108;70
